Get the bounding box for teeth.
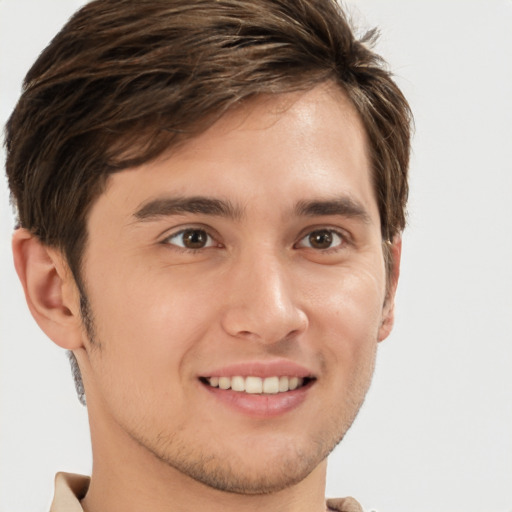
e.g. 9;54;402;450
289;377;299;390
205;375;306;394
231;376;245;392
245;376;263;394
263;376;279;394
219;376;231;390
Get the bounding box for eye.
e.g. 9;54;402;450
297;229;345;251
164;228;217;250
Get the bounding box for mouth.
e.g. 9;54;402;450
200;375;314;395
197;361;316;416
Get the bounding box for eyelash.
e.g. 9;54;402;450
161;227;221;253
294;227;349;253
160;226;350;254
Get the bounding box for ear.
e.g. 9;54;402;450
12;228;84;350
378;236;402;342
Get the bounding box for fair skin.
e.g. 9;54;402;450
13;83;400;512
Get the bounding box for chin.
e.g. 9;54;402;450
164;447;323;495
142;423;346;495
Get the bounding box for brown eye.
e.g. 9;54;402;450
297;229;344;250
165;228;215;249
182;229;208;249
308;230;333;249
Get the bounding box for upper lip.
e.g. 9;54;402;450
200;360;315;379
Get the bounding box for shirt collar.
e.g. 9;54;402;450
49;472;89;512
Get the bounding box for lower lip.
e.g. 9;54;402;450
201;381;312;418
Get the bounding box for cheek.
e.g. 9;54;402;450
82;270;215;424
307;263;386;365
85;260;232;395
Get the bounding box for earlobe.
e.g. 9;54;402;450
377;302;395;342
12;228;84;350
378;236;402;342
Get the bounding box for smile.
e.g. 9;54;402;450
202;375;311;394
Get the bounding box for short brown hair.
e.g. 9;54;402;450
5;0;412;402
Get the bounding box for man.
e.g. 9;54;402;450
4;0;412;510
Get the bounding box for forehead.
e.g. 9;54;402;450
93;83;377;224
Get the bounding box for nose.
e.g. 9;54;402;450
220;250;308;344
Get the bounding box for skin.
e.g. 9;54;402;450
13;82;400;512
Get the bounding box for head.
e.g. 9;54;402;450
6;0;410;279
5;0;412;497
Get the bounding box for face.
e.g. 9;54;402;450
75;83;397;494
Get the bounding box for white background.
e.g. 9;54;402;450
1;1;511;511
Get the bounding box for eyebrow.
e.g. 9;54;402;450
133;195;371;224
294;197;371;223
133;196;244;221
